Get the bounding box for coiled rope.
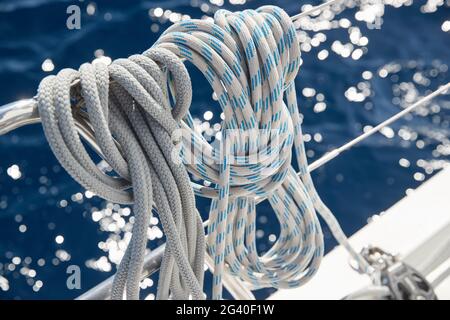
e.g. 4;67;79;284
37;49;205;300
157;6;370;299
37;5;369;300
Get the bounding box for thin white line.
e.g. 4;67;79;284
308;83;450;171
291;0;342;21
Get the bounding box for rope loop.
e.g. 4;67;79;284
156;6;325;299
37;47;205;300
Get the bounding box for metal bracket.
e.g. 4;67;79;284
359;246;437;300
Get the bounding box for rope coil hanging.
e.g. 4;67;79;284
159;6;370;299
36;5;369;300
37;48;205;300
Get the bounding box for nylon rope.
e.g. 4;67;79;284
37;49;205;300
36;5;370;300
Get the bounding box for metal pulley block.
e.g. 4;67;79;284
360;246;437;300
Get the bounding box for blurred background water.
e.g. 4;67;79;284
0;0;449;300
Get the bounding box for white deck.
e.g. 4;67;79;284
270;165;450;300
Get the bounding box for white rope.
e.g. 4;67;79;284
157;5;371;299
291;0;342;21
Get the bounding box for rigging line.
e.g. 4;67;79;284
307;82;450;172
291;0;342;21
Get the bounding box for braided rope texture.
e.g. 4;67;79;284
37;5;368;300
37;49;205;300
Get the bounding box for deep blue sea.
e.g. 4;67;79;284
0;0;449;300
